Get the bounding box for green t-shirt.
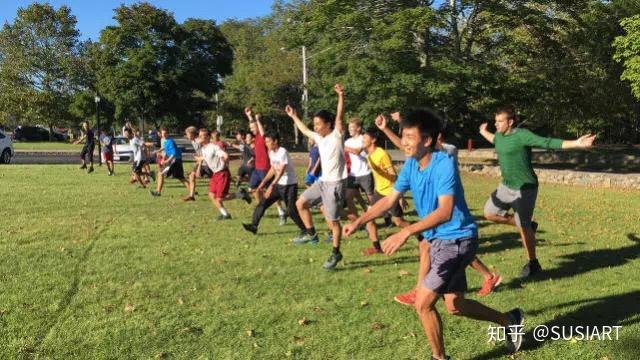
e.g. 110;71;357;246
494;128;563;189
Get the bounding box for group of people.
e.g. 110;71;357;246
74;83;596;359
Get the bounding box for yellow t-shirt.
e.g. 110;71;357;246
367;147;396;196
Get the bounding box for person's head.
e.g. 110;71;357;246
124;128;132;140
125;121;132;128
264;131;280;151
235;130;246;142
159;126;169;139
313;110;335;136
82;122;89;131
363;127;380;149
249;121;258;135
211;130;221;142
133;129;141;138
245;132;254;144
494;106;517;134
390;110;403;123
400;108;441;159
185;126;198;141
348;117;363;137
198;128;210;144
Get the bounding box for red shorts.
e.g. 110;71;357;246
102;152;114;162
209;169;231;199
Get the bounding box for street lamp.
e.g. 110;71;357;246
95;94;101;166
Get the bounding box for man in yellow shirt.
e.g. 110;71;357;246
360;128;409;256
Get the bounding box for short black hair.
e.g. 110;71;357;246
236;130;246;137
364;127;380;141
313;110;335;128
496;105;517;121
400;108;442;150
264;131;280;143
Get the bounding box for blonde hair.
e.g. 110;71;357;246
348;117;362;127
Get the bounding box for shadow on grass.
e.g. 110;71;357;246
471;289;640;359
501;233;640;290
339;255;418;270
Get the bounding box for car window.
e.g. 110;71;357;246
115;138;129;145
0;132;5;139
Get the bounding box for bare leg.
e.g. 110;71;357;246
470;257;494;280
416;240;431;289
296;196;314;229
415;287;446;359
519;226;537;260
443;292;508;326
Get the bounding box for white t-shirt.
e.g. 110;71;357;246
311;128;347;182
269;147;297;186
201;143;227;173
344;135;371;177
131;136;143;162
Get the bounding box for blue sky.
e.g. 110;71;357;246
1;1;278;40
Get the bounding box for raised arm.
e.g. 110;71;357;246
244;107;255;122
375;114;402;149
479;123;495;144
285;105;314;138
334;84;345;135
255;113;265;136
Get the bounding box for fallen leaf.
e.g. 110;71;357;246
246;329;255;337
298;317;310;326
360;301;369;307
293;336;305;345
399;270;410;277
372;322;384;330
177;297;184;305
363;268;372;273
365;288;374;293
154;352;167;359
124;303;135;313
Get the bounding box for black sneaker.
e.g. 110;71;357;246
237;188;252;204
150;190;161;197
322;252;343;270
216;214;232;221
278;214;287;226
79;164;87;170
531;221;539;233
87;166;94;173
242;223;257;234
108;171;114;176
505;308;524;353
519;259;542;279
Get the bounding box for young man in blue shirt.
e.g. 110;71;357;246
344;109;524;359
151;126;189;197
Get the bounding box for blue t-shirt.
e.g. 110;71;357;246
163;138;182;160
393;151;477;241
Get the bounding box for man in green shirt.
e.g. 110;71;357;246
479;106;596;279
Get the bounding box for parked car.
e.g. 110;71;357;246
112;136;156;163
0;129;15;164
13;125;66;141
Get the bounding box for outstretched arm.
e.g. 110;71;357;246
561;134;597;149
244;107;255;122
343;190;402;237
479;123;495;144
334;84;344;135
255;113;265;136
285;105;314;138
375;114;402;149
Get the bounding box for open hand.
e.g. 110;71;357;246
381;229;410;256
577;134;597;148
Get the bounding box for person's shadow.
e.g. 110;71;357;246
502;233;640;289
472;289;640;359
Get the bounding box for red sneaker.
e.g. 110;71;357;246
477;273;502;296
394;289;416;306
181;196;195;202
361;247;383;256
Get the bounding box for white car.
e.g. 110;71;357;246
112;136;156;163
0;129;15;164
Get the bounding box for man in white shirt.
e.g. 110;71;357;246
182;126;213;202
125;129;147;188
197;129;251;221
242;131;306;235
285;83;348;270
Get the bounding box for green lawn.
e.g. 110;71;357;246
1;164;639;359
12;142;83;151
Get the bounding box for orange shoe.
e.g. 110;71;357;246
477;273;502;296
181;195;195;202
394;289;416;306
361;247;383;256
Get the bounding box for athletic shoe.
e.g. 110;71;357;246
216;214;232;221
242;223;258;234
519;259;542;279
322;252;343;270
505;308;525;353
150;190;161;197
361;247;383;256
181;196;195;202
278;214;287;226
87;166;94;173
291;230;306;242
79;164;87;170
394;289;416;306
532;221;539;233
108;171;114;176
477;273;502;296
293;233;319;245
237;188;252;204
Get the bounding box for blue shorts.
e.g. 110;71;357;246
304;172;320;186
249;169;269;189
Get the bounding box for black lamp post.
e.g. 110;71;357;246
95;95;101;166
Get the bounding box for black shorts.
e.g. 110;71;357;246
372;191;403;218
165;160;185;180
193;164;213;178
347;174;374;195
132;160;147;174
238;164;254;178
80;143;95;162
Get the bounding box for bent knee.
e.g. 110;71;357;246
444;298;463;315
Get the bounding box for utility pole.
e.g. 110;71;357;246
298;45;307;147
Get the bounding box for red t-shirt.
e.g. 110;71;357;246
254;134;270;171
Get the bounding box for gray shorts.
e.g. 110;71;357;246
347;174;374;195
302;179;346;221
484;183;538;228
422;238;478;294
372;192;403;218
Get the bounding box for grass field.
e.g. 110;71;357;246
1;164;639;359
11;142;83;151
